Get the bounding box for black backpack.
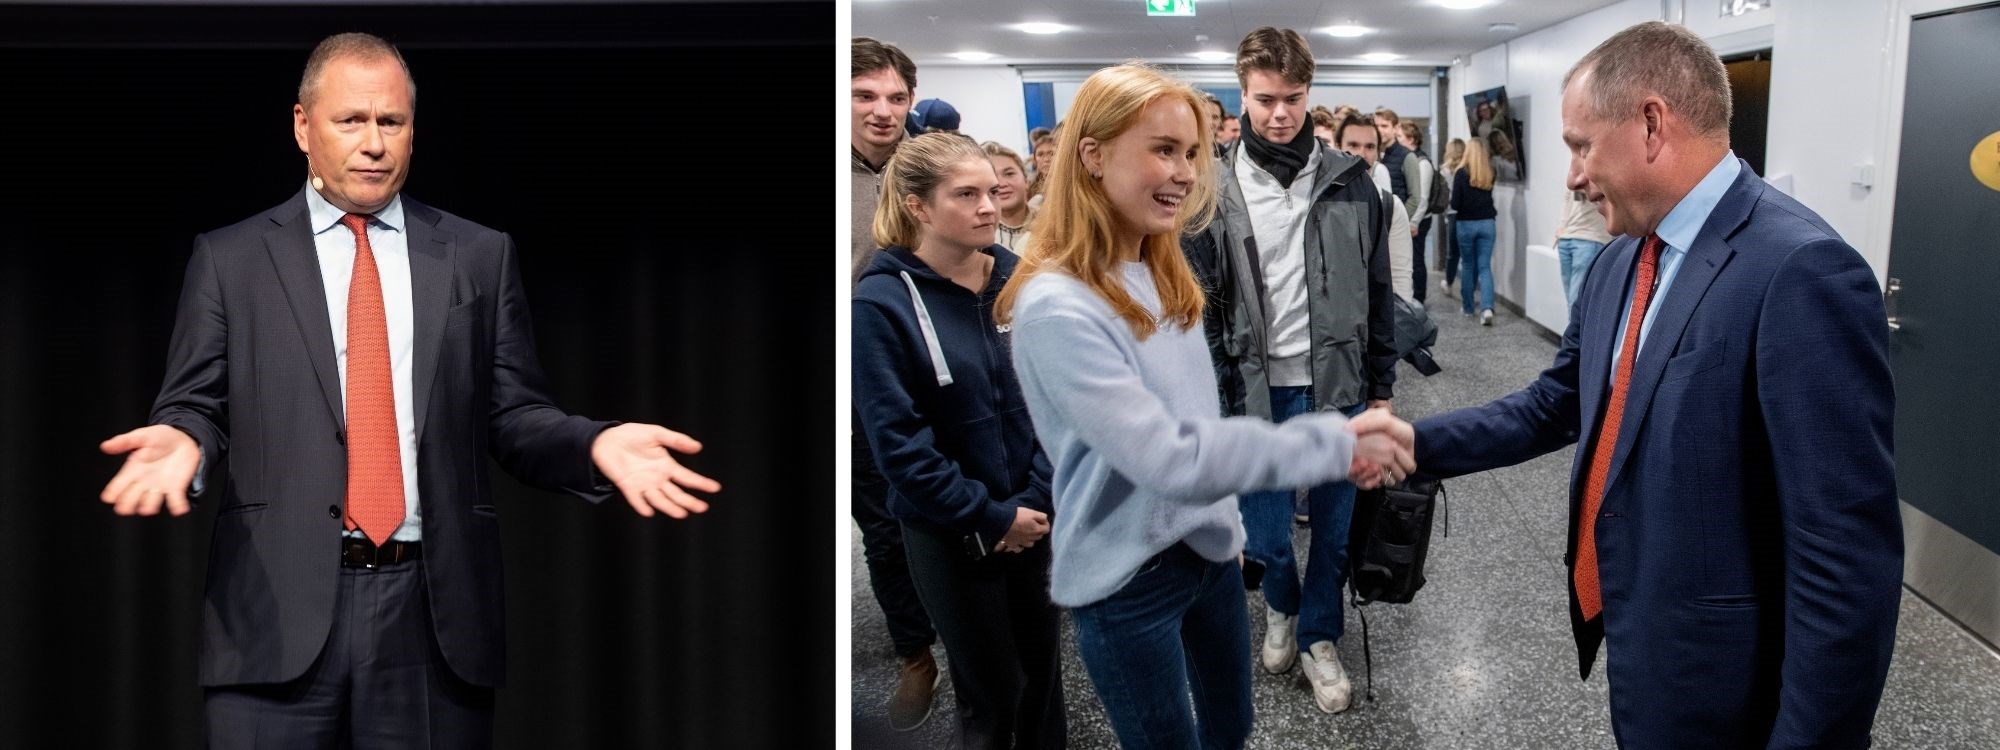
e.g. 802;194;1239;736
1343;475;1447;703
1418;151;1450;216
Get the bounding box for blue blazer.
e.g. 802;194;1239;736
1414;161;1902;748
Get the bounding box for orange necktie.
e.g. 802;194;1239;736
1574;233;1664;622
340;213;405;544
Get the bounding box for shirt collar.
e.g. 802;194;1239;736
304;181;405;236
1653;151;1739;252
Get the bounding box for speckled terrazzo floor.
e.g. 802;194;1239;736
850;288;2000;749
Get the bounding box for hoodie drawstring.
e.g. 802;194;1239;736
900;271;954;386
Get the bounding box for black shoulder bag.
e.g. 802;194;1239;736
1345;475;1448;703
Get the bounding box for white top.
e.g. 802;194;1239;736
1373;163;1415;303
306;184;423;543
1557;188;1613;244
1234;143;1319;386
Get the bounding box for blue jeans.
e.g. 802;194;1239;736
1240;387;1361;651
1457;218;1497;314
1556;237;1605;307
1072;544;1252;750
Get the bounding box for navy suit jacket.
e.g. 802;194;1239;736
151;189;615;689
1414;161;1902;748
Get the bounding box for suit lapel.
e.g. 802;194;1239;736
402;198;454;444
1601;161;1760;496
264;190;346;428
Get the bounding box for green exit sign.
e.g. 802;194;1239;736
1147;0;1194;17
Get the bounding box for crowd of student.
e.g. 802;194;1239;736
849;18;1901;750
851;28;1421;747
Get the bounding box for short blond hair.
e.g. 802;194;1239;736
299;32;415;110
1563;21;1730;140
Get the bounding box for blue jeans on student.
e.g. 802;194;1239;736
1072;543;1252;750
1557;237;1606;307
1240;387;1362;652
1457;218;1497;314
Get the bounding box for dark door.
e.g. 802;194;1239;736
1885;2;2000;646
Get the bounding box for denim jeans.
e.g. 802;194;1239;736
1557;237;1606;307
1457;218;1497;314
1239;387;1361;651
1071;544;1252;750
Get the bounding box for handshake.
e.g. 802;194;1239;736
1346;407;1416;490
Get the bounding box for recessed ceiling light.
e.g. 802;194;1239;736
1321;24;1374;38
1014;22;1070;35
952;51;996;61
1439;0;1493;9
1358;52;1405;62
1489;22;1519;33
1191;50;1233;61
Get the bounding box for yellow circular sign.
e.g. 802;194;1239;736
1973;131;2000;193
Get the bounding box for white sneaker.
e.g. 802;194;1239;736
1300;641;1353;713
1480;309;1494;326
1439;278;1452;292
1260;606;1298;674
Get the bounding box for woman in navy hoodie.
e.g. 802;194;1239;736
852;132;1064;749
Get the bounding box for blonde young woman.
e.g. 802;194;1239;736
995;64;1412;750
855;133;1065;747
1452;137;1499;324
1439;137;1467;292
983;141;1037;253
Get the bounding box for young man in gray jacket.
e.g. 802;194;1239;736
1181;26;1397;715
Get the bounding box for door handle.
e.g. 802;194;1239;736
1885;277;1902;332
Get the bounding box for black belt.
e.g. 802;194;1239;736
341;536;422;569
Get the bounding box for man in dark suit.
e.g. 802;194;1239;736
94;33;720;746
1411;22;1901;748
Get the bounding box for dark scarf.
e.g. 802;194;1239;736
1238;112;1317;188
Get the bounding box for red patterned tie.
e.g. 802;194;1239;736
1574;233;1664;622
340;213;405;544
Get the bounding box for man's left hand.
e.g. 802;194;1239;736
591;423;721;519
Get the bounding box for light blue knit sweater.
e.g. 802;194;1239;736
1010;261;1358;607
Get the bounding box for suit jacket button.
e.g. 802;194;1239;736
328;505;341;519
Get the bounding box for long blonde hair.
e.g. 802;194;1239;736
1442;137;1466;171
871;132;990;250
1462;136;1495;191
995;64;1216;339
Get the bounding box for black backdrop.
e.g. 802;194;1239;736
0;4;831;747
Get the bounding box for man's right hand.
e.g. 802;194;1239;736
996;507;1050;553
99;425;200;517
1347;408;1416;489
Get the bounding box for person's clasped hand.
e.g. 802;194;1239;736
996;507;1050;553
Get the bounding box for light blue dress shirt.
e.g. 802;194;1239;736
305;184;425;543
1608;152;1740;383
